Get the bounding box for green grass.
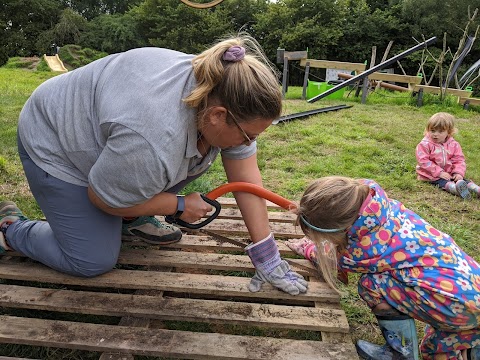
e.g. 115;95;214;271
1;67;479;359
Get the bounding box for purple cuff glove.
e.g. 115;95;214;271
245;233;308;295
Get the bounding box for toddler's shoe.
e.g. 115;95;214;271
456;180;471;200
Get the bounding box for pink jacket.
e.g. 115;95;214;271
415;135;466;181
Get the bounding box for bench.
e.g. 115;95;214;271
459;97;480;109
365;72;422;91
413;85;473;106
299;59;366;100
0;197;358;360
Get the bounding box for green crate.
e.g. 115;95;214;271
307;80;345;100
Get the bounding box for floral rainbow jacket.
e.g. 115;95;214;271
415;135;466;181
338;179;480;304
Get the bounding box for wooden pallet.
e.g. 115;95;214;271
0;198;358;360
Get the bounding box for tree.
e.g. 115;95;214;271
133;0;260;54
256;0;346;60
254;0;347;85
417;7;480;97
79;12;144;53
332;0;409;64
60;0;144;20
1;0;62;59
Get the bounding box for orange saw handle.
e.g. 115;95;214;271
206;182;297;210
165;182;297;229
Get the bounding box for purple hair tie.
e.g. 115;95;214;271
223;45;246;62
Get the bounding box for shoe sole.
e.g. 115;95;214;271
0;201;18;212
121;233;182;245
355;343;377;360
456;182;472;200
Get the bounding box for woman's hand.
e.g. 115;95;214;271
179;192;213;223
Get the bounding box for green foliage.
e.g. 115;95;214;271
330;0;409;63
132;0;250;54
2;0;480;95
59;0;144;20
57;44;108;69
2;0;63;57
255;0;345;60
2;57;34;69
79;13;145;53
36;58;53;72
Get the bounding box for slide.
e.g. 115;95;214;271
43;54;68;72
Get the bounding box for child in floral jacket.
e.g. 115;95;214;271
287;176;480;360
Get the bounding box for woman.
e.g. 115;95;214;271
0;34;307;296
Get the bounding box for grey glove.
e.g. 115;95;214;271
245;233;308;295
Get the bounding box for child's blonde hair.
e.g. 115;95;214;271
425;112;457;136
295;176;370;292
184;33;282;124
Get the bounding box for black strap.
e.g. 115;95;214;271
173;195;185;219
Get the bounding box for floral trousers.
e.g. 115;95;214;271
358;273;480;360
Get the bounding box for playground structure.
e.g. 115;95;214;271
43;54;68;72
307;37;438;103
278;36;480;109
277;40;433;104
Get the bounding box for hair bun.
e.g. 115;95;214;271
222;45;246;62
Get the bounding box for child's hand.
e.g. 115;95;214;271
440;172;451;180
452;174;463;182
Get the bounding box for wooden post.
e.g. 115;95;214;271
302;61;310;100
416;88;424;107
362;46;376;104
361;78;369;104
282;56;288;98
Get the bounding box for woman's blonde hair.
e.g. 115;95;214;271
184;33;282;123
295;176;370;292
425;112;457;136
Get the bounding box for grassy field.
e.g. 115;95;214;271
1;64;479;358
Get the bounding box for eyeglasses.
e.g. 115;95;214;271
227;110;257;145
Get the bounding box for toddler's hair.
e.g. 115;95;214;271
295;176;370;292
184;33;282;124
425;112;457;136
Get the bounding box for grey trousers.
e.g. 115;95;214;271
9;137;204;277
8;137;122;276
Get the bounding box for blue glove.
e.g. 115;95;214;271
245;233;308;295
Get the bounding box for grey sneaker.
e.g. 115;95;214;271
0;201;28;252
456;180;471;200
121;216;182;245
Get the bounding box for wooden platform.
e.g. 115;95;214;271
459;96;480;109
0;198;358;360
413;85;472;98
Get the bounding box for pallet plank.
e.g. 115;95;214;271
208;207;296;223
0;316;358;360
198;218;301;238
0;284;349;332
115;248;316;276
0;261;340;302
